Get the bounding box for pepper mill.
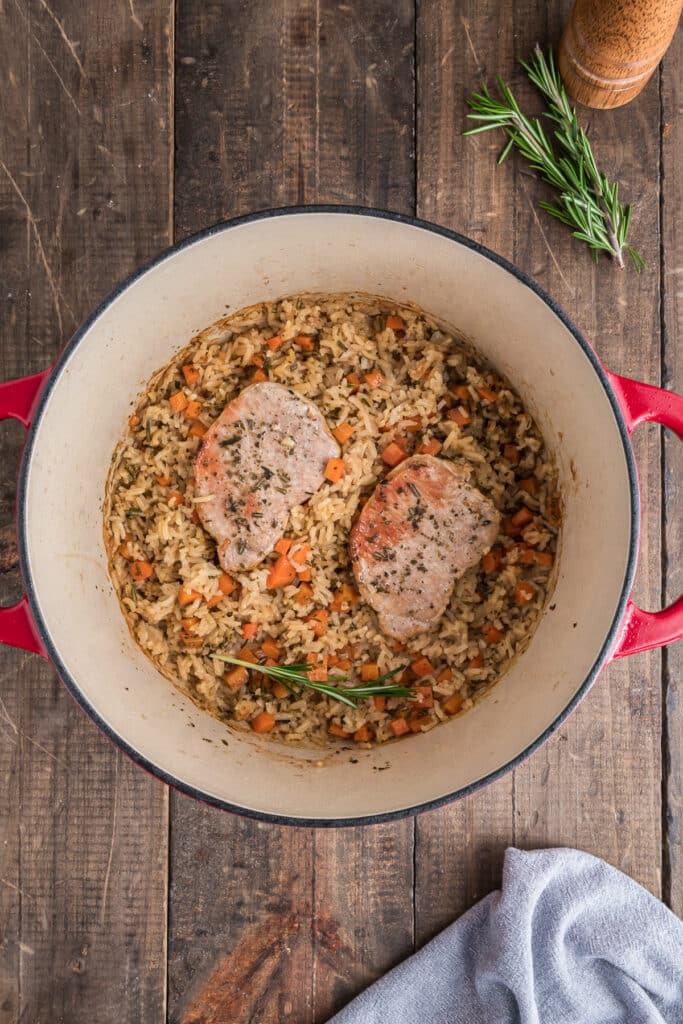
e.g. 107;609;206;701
558;0;682;108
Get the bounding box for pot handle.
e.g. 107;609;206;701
0;370;51;658
607;371;683;659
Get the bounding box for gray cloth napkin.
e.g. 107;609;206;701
328;847;683;1023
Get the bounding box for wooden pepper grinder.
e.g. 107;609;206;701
558;0;682;108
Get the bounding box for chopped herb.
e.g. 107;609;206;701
219;436;241;447
125;509;146;518
408;482;421;498
145;420;152;443
236;538;247;554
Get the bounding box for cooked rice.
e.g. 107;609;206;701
104;294;560;747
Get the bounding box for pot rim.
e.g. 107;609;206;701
15;204;640;827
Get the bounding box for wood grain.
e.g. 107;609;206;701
171;3;415;1022
0;0;172;1021
511;0;663;897
661;26;683;914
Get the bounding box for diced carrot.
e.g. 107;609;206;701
448;406;471;426
482;547;503;573
360;663;380;682
482;624;503;644
354;724;373;743
181;635;203;649
131;560;153;582
267;334;284;350
336;658;352;672
404;417;422;433
346;372;361;392
410;656;434;678
535;550;554;568
328;723;351;739
364;369;384;389
182;364;200;386
373;695;387;712
324;458;346;483
180;616;198;634
295;583;314;606
308;654;329;682
504;444;520;465
452;384;471;402
238;645;259;664
266;554;297;589
128;413;140;428
290;543;310;566
305;609;328;637
184;399;202;420
250;352;265;368
477;385;498;403
156;474;171;487
241;623;258;640
407;713;427;733
118;536;133;560
207;593;224;608
226;666;248;691
386;314;405;332
294;334;315;351
515;581;536;606
382;441;408;467
329;584;358;613
413;685;433;708
298;567;312;582
189;421;207;439
436;667;453;683
393;640;407;652
390;718;410;737
333;422;354;444
511;506;534;528
513;544;536;565
218;573;237;595
169;391;188;413
274;537;293;555
272;681;289;699
256;640;278;662
168;490;184;508
418;438;442;456
443;693;463;715
468;653;484;669
502;517;522;537
252;368;268;383
178;586;201;606
251;712;276;734
519;477;539;496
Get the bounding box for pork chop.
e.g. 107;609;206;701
349;455;500;640
194;382;339;571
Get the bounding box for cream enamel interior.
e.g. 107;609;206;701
21;212;633;822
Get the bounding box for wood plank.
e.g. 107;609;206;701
511;1;662;897
170;3;416;1021
661;26;683;914
0;2;172;1021
413;0;517;943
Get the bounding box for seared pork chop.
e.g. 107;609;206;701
349;455;500;640
195;382;339;571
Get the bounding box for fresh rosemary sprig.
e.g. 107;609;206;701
213;654;414;709
465;45;644;271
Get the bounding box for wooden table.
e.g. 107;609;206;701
1;3;681;1021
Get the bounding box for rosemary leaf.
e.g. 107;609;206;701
465;45;643;270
